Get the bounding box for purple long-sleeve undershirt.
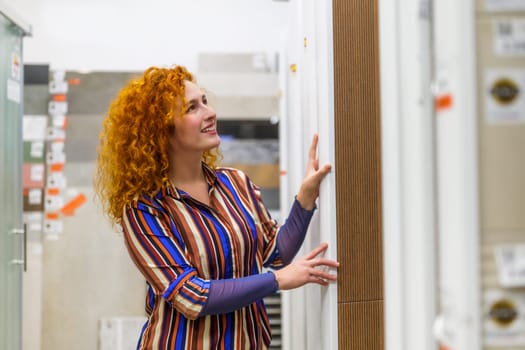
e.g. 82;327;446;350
275;198;316;264
199;199;315;316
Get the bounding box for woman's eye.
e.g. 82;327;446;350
202;97;208;105
186;105;196;113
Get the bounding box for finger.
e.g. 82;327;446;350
319;163;332;175
308;133;319;161
304;242;328;260
312;163;332;182
309;273;332;286
311;278;329;287
303;242;329;260
311;258;340;268
306;271;326;284
310;269;338;282
312;158;319;171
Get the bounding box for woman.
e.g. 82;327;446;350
94;65;338;349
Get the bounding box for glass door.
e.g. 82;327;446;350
0;13;25;350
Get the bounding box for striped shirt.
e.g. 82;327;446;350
122;164;284;349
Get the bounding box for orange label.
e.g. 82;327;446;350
52;94;67;102
50;163;64;172
68;78;80;85
435;94;453;111
46;212;60;220
47;188;60;196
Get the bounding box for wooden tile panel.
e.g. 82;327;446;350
332;0;384;348
333;0;383;302
338;301;384;350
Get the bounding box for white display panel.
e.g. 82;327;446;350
279;1;337;349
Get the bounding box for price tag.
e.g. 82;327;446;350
47;172;67;189
30;164;45;182
24;212;43;233
494;19;525;56
44;194;64;212
46;127;66;142
28;188;43;205
43;219;63;235
48;100;68;116
485;69;525;123
494;244;525;287
30;141;45;158
49;80;69;94
47;150;66;165
484;289;525;346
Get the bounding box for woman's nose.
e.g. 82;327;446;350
204;105;216;119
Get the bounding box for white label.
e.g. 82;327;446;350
485;69;525;124
30;141;45;158
51;115;67;128
48;101;68;116
50;141;65;153
484;290;525;346
44;194;64;211
49;80;69;94
23;212;43;233
43;219;63;235
30;164;45;182
7;79;20;104
52;70;65;82
47;151;66;165
47;172;67;189
494;20;525;56
495;244;525;287
28;188;42;205
23;115;48;141
486;0;525;11
46;127;66;141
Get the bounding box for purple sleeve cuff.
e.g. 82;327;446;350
199;272;278;316
276;198;315;264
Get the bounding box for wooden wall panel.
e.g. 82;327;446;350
332;0;384;348
338;301;384;350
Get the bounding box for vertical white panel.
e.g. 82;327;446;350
280;0;337;349
434;0;481;349
301;2;322;350
313;1;338;349
280;1;307;349
278;30;292;350
380;0;438;349
399;1;438;350
378;0;405;348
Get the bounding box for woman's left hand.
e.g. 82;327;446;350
296;133;332;210
273;242;338;290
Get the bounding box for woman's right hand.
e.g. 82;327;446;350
273;242;339;290
295;133;332;210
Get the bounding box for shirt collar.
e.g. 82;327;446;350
162;162;218;201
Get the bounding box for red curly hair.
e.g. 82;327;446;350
94;65;220;225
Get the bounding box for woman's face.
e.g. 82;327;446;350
169;80;220;156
